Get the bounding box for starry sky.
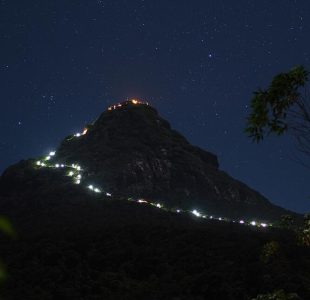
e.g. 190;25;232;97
1;0;309;213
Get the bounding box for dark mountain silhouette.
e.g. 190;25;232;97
0;100;309;300
0;100;298;222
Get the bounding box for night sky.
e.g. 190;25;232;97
1;0;309;213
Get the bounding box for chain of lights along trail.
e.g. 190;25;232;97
34;100;270;229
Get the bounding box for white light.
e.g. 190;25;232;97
36;161;41;166
138;199;148;203
75;133;81;137
202;215;207;219
210;216;213;219
239;220;244;224
76;166;81;171
106;193;112;197
88;185;94;190
49;151;56;156
82;128;88;135
61;164;65;168
156;203;162;208
68;171;74;176
261;223;267;227
41;163;46;167
176;209;181;213
75;180;80;184
77;174;81;179
94;188;101;193
250;221;256;226
218;217;222;221
46;156;51;160
192;210;201;217
55;164;60;168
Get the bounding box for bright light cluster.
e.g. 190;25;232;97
71;164;81;171
138;199;148;203
74;128;88;138
35;151;113;197
107;99;149;111
192;209;201;217
34;150;272;230
36;161;46;167
55;164;65;169
88;185;101;193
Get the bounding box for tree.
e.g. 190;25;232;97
299;213;310;246
260;241;280;264
279;215;295;230
245;65;310;167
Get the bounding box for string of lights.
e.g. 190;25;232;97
35;149;270;229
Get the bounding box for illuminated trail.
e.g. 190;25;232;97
34;100;271;229
35;150;270;229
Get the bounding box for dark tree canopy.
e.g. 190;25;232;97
246;65;310;166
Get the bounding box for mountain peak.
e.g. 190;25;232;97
107;99;151;111
37;100;292;221
0;100;297;222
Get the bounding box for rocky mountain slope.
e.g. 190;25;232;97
0;99;296;221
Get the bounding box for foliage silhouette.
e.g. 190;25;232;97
246;65;310;167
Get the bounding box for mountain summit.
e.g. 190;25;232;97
25;98;290;221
